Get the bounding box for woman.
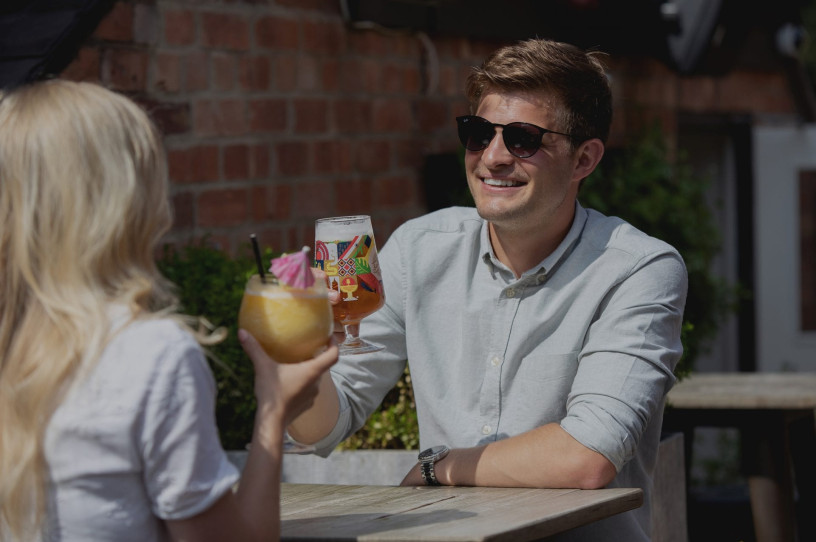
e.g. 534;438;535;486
0;79;337;541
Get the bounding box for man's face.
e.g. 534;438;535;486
465;90;582;236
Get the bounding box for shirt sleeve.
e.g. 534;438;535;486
139;333;240;520
560;251;688;471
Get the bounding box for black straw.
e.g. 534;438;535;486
250;234;266;283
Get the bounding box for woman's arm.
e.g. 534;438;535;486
165;331;338;542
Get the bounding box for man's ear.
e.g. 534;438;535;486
572;138;605;182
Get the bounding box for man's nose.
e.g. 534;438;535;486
480;129;514;167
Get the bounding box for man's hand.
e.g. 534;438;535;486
313;267;346;342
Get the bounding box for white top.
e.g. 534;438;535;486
42;311;239;542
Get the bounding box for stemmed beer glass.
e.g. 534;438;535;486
314;216;385;355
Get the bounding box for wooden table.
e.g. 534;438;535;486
280;483;643;541
665;372;816;542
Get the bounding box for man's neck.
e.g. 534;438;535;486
488;216;573;279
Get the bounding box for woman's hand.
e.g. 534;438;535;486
238;329;338;427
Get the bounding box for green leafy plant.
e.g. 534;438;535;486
337;367;419;450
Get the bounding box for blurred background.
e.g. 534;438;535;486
4;1;816;540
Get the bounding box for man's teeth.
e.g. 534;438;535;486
483;178;522;187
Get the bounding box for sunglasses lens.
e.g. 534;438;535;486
503;124;543;158
457;116;495;152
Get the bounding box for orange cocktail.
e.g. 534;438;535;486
238;275;333;364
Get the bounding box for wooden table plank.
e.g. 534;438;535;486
664;372;816;542
667;373;816;409
280;484;643;542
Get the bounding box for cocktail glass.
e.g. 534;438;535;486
238;273;333;453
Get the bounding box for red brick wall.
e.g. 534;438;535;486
63;0;798;254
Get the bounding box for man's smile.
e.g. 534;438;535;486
482;177;526;188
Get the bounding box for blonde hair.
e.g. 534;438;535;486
0;80;176;539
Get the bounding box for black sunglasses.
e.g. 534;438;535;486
456;115;578;158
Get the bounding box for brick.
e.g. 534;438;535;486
333;99;372;133
357;140;390;173
372;99;413;132
171;192;195;231
402;65;422;94
375;175;417;207
248;98;287;133
255;16;299;50
251;184;292;221
348;31;390;56
293;180;336;218
224;144;249;180
382;62;406;94
276;142;310;176
62;47;100;82
137;98;190;135
335;178;374;215
201;12;250;51
163;8;196;46
294;98;328;133
102;49;148;91
154;51;181;93
274;55;298;91
212;52;237;91
239;56;271;91
94;2;133;42
337;59;363;93
360;59;381;93
302;20;344;55
320;58;340;92
394;138;426;170
193;99;247;136
250;144;271;179
314;139;354;174
182;51;209;91
167;145;219;183
417;101;448;132
198;188;249;227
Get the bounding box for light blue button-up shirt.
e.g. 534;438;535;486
316;202;687;541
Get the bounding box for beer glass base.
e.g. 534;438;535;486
338;339;384;355
247;434;317;455
283;437;317;455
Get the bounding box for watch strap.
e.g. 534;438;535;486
420;458;441;486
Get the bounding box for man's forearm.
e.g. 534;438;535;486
406;423;617;489
286;371;340;444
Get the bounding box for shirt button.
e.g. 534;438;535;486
481;425;492;435
506;288;516;298
490;356;501;367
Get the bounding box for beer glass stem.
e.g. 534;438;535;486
337;321;383;354
343;323;362;347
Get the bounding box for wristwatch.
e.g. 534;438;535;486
417;445;450;486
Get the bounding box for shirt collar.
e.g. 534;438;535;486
479;201;589;279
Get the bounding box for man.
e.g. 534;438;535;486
290;38;687;541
